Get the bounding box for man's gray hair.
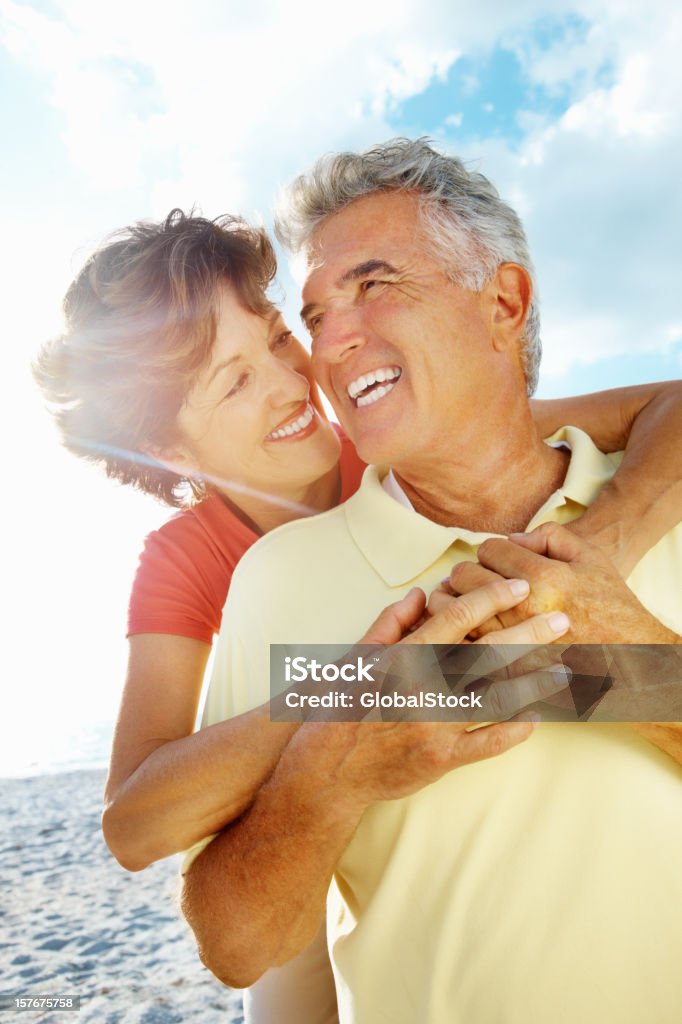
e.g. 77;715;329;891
275;138;540;394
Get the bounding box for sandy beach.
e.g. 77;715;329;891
0;770;242;1023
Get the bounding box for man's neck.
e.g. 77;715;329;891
394;409;570;534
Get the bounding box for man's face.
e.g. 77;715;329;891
302;191;500;469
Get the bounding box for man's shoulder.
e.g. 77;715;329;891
214;498;370;671
229;502;352;588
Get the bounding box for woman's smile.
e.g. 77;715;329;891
173;284;341;520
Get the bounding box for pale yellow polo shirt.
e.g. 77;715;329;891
204;427;682;1024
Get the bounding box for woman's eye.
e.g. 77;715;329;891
272;330;292;350
225;372;249;399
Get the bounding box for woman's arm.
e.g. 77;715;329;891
531;381;682;576
102;634;298;872
104;586;484;871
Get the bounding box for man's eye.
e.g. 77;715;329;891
224;372;249;399
308;315;323;336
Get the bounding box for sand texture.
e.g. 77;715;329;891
0;770;243;1023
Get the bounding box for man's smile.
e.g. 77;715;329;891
346;365;402;407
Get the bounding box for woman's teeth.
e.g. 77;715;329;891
267;403;315;440
347;366;401;406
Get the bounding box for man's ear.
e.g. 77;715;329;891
489;263;532;352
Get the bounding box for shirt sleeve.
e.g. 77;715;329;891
181;833;217;875
127;515;229;643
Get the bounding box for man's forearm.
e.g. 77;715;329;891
181;726;365;989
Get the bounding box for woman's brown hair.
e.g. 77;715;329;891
34;209;277;506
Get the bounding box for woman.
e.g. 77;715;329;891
34;209;682;1023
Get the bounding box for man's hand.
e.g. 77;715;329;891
445;523;680;644
299;581;571;726
287;577;573;806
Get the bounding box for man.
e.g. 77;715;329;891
183;139;682;1023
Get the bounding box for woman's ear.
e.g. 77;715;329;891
140;442;197;477
489;263;533;352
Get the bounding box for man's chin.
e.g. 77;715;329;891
335;409;405;466
353;438;402;468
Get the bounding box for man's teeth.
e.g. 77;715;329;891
347;366;401;403
267;403;314;440
357;383;394;408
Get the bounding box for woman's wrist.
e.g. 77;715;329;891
565;494;634;577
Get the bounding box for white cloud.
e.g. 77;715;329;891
438;2;682;378
561;53;671;138
3;0;680;376
0;0;461;206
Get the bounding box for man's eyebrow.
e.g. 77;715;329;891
339;259;400;285
300;260;400;324
300;301;319;325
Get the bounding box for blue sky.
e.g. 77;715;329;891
1;0;680;772
392;32;578;144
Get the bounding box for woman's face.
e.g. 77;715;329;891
174;284;341;506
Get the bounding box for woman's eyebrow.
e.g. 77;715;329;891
266;314;287;338
206;354;241;388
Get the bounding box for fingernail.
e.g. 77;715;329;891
546;612;570;635
508;578;530;597
551;662;572;682
528;713;542;728
508;532;525;540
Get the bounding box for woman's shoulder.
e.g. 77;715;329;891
127;494;259;642
143;493;257;560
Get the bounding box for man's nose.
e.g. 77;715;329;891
312;308;367;365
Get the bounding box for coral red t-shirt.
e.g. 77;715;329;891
127;427;366;643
